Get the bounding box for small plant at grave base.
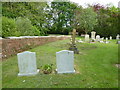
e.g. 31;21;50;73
42;64;53;74
91;39;95;42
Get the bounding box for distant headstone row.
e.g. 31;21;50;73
83;31;120;43
17;50;75;76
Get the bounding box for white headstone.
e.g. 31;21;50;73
99;37;104;43
17;51;39;76
99;37;103;42
56;50;75;74
91;31;96;40
96;35;100;41
85;34;89;42
110;36;112;40
116;34;120;40
105;37;109;43
106;37;108;41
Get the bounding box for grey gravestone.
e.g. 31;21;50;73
116;34;120;40
96;35;100;41
85;34;89;42
99;37;104;43
17;51;39;76
110;36;112;40
56;50;75;74
105;37;109;43
91;31;96;40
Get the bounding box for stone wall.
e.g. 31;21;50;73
0;36;70;59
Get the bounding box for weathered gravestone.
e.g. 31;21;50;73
106;37;108;41
116;34;120;40
96;35;100;41
100;37;104;43
56;50;75;74
85;34;89;42
105;37;109;43
69;29;79;54
110;36;112;40
91;31;96;40
17;51;39;76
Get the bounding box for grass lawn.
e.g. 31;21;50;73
2;37;118;88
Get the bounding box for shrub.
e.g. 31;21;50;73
32;26;40;36
16;17;40;36
2;16;16;37
42;64;53;74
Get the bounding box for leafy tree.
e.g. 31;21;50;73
0;17;1;37
93;4;119;38
2;16;16;37
2;2;48;36
50;0;78;34
76;7;98;34
16;17;40;36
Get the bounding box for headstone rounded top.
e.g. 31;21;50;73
91;31;96;34
117;34;120;36
56;50;74;54
91;31;96;33
17;51;35;55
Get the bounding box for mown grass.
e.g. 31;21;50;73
2;37;118;88
0;61;2;89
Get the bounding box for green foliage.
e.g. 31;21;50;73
49;1;78;34
32;26;41;36
0;16;2;37
16;17;40;36
42;64;53;74
2;2;119;37
76;7;98;34
0;3;2;37
2;2;48;36
2;16;16;37
94;6;119;38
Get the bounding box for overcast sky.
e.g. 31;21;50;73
69;0;119;7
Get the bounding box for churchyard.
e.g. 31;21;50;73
2;33;119;88
1;1;120;89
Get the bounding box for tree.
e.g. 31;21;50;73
93;4;119;38
2;2;48;36
49;0;78;34
76;7;98;34
2;16;16;37
16;17;40;36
